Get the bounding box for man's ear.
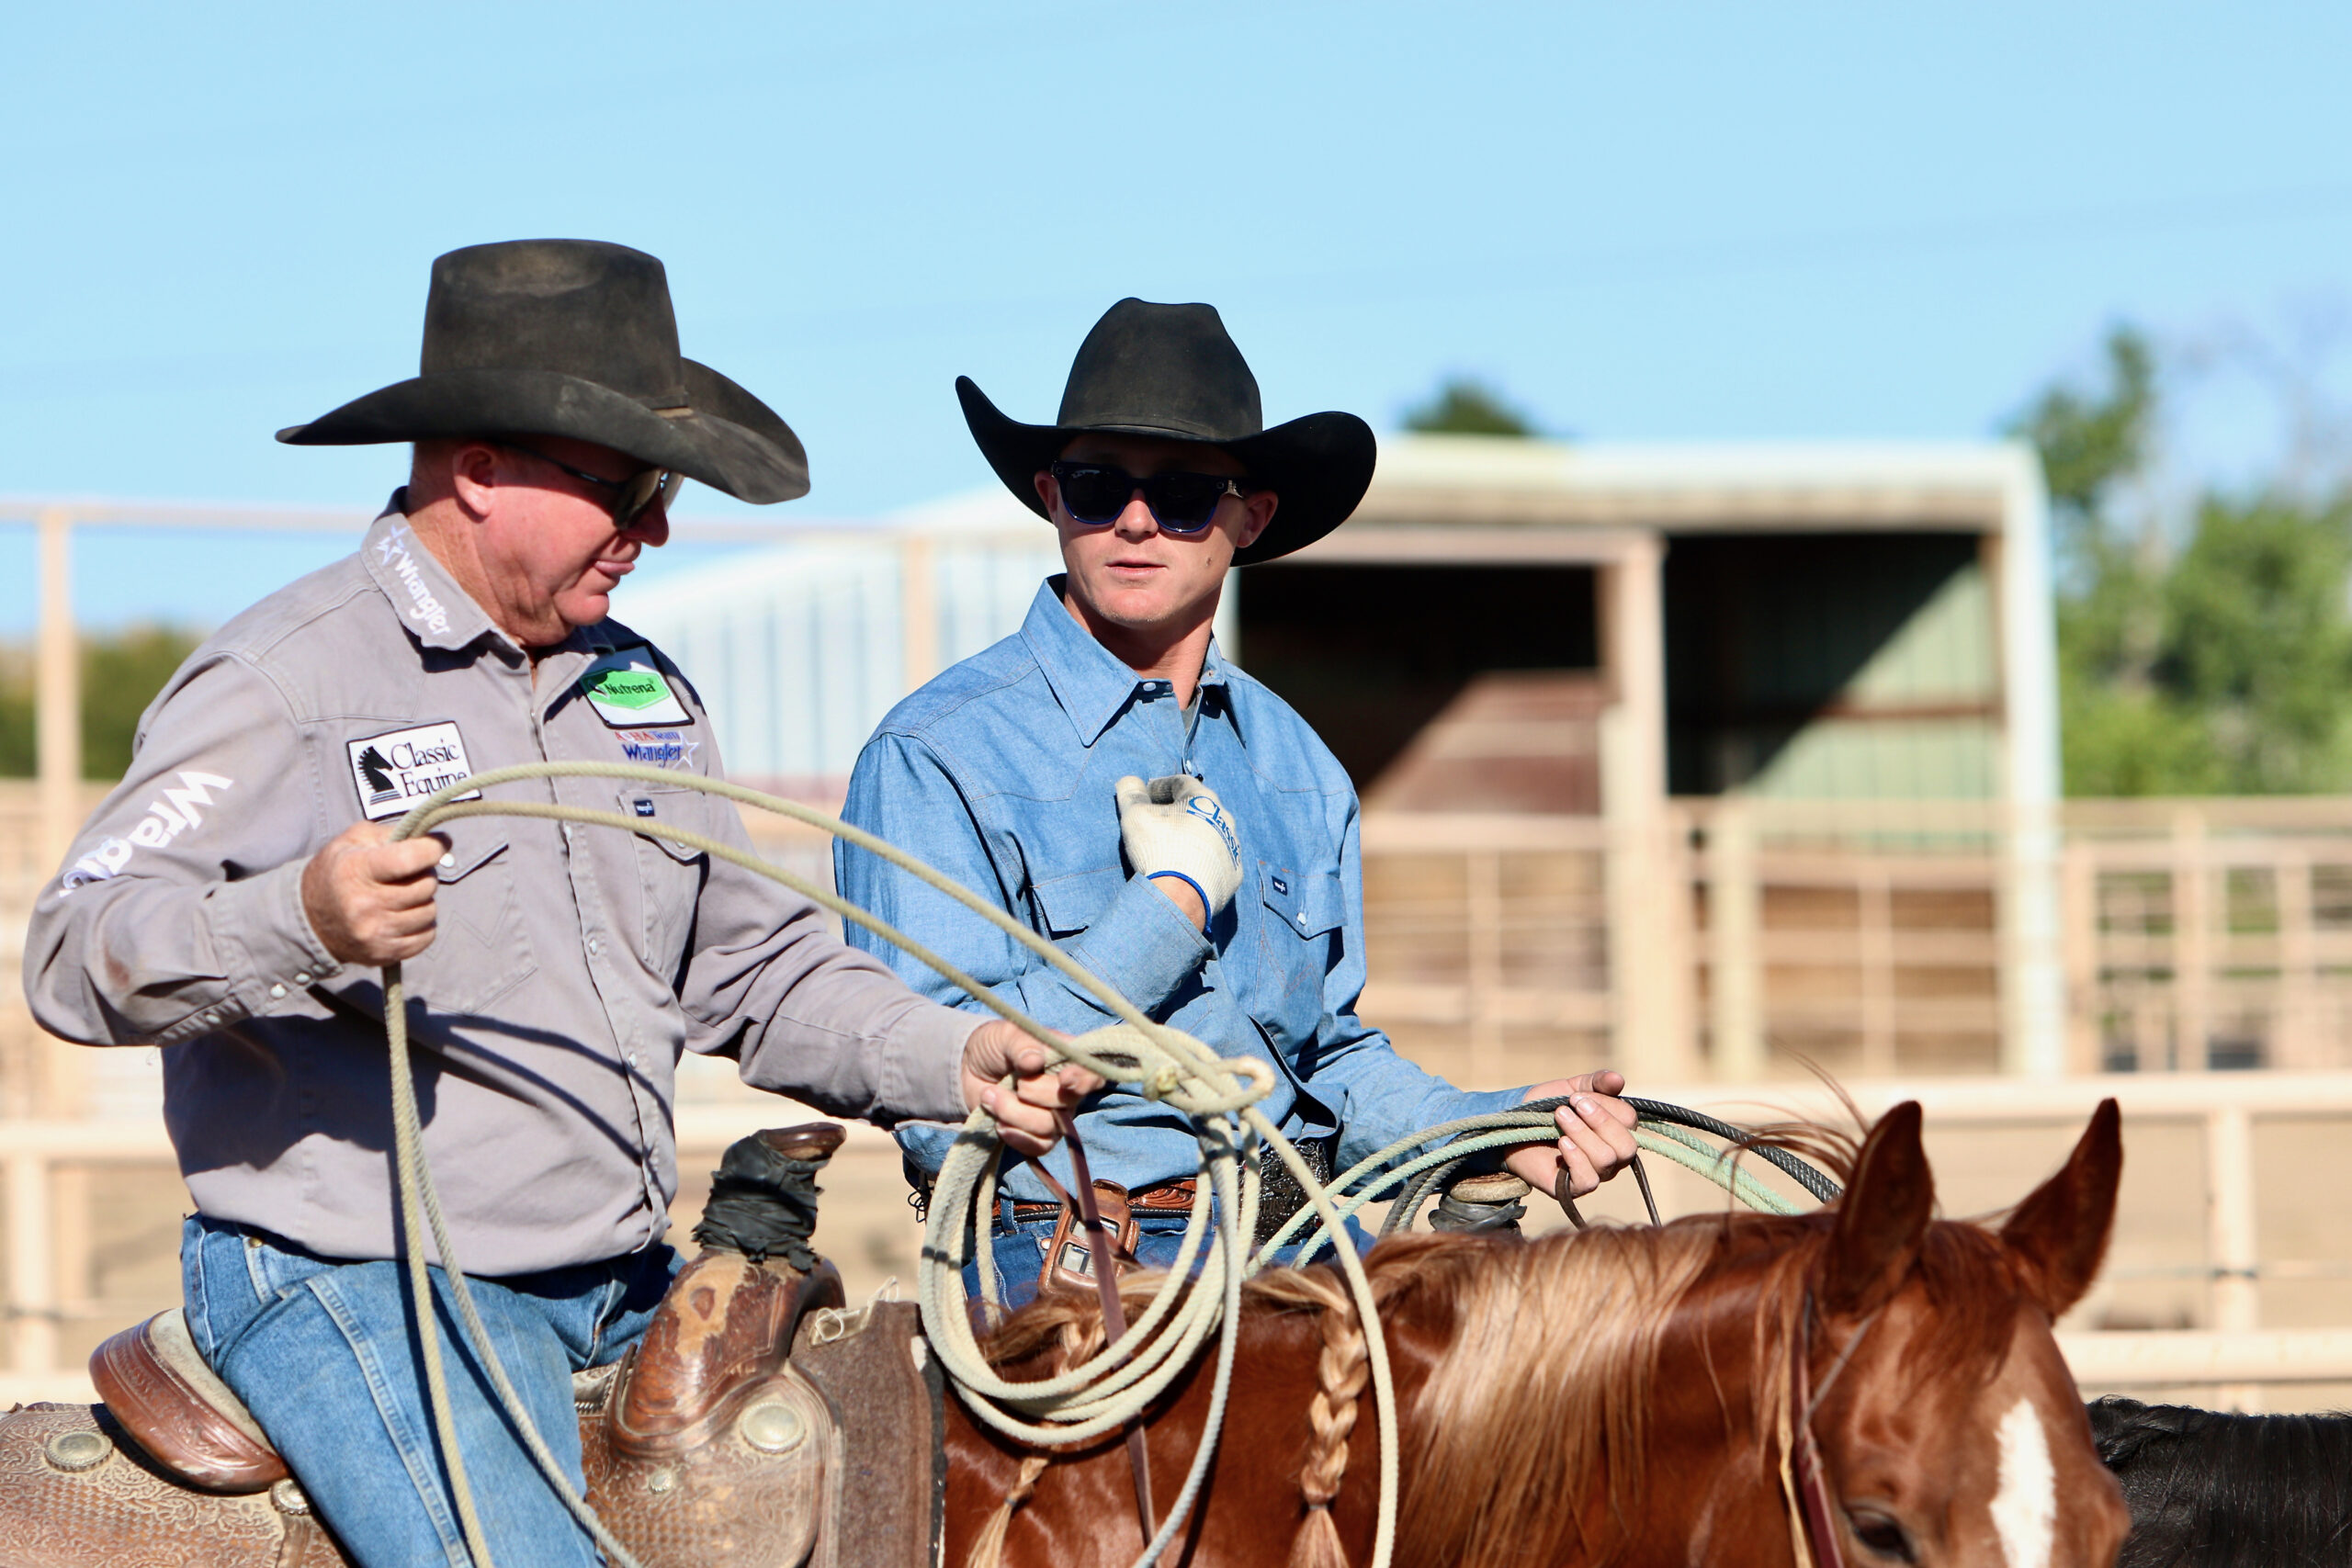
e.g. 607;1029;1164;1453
1818;1100;1935;1319
1034;468;1057;514
446;441;502;520
1235;490;1278;551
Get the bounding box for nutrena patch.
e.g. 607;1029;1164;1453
580;644;692;728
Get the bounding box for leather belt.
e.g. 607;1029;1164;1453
997;1133;1336;1255
1009;1179;1196;1224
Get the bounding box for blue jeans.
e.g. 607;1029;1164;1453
967;1201;1375;1312
181;1215;678;1568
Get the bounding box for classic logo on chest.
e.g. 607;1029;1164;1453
346;722;481;821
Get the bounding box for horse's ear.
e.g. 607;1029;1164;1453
1819;1101;1934;1319
1999;1099;2122;1319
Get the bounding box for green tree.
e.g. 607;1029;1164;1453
2164;493;2352;793
0;625;204;779
1405;378;1537;437
2015;325;2352;795
2016;326;2156;532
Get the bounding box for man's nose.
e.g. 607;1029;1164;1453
623;501;671;549
1114;491;1159;536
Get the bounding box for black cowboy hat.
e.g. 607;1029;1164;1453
957;298;1374;565
277;240;808;504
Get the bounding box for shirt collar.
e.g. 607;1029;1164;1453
1020;576;1229;748
361;495;504;654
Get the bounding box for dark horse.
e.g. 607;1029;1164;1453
944;1100;2132;1568
2088;1395;2352;1567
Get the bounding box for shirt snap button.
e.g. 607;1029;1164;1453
293;973;311;986
438;853;456;869
268;984;286;999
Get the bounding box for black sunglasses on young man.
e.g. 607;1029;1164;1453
1048;461;1254;536
495;440;683;528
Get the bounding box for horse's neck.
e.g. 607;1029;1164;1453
1631;1266;1808;1568
1390;1236;1804;1568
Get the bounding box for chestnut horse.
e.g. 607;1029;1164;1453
944;1100;2133;1568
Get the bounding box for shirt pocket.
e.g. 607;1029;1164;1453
1255;863;1346;1045
619;784;711;980
1028;865;1125;939
419;835;537;1016
1259;864;1345;942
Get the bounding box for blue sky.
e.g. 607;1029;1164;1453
5;2;2350;631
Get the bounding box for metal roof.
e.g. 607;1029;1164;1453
1348;434;2042;536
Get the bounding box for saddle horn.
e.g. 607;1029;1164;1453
608;1123;849;1454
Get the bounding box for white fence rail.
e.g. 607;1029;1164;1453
7;1074;2352;1408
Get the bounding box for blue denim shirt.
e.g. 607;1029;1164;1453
837;578;1520;1203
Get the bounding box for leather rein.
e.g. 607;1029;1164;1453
1787;1293;1882;1568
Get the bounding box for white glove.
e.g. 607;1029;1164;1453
1114;774;1243;918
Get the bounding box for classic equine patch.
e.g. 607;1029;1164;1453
346;722;481;822
580;644;692;728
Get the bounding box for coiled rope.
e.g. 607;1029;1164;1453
376;761;1835;1568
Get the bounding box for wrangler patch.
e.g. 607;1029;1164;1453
616;728;700;769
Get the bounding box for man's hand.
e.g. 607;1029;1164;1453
961;1020;1106;1157
1504;1069;1639;1204
300;820;449;966
1114;774;1243;931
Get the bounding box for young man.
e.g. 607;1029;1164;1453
23;240;1091;1568
835;298;1638;1305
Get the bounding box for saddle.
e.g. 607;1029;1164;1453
0;1123;945;1568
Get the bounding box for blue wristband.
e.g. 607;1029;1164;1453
1148;870;1212;914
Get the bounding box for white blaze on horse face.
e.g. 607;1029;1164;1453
1990;1396;2056;1568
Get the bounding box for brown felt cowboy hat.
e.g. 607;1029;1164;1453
277;239;808;504
957;298;1374;565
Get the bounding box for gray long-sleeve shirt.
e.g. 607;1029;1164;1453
24;501;977;1274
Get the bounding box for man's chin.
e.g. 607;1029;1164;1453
1076;582;1188;630
553;588;613;630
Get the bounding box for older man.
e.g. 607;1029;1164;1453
24;240;1090;1568
835;299;1638;1305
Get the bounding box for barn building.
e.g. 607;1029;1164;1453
618;434;2060;1088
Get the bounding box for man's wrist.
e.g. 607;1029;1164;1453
1147;870;1210;930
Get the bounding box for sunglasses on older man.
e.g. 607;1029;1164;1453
496;441;683;528
1048;461;1252;536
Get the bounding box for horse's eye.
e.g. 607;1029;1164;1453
1846;1506;1917;1563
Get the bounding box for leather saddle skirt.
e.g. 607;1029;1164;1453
0;1122;945;1568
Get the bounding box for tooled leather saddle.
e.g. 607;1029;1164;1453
0;1124;944;1568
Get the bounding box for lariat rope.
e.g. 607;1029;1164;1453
377;761;1834;1568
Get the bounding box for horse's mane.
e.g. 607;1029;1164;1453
981;1128;2041;1568
1390;1203;2040;1567
2089;1396;2352;1568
